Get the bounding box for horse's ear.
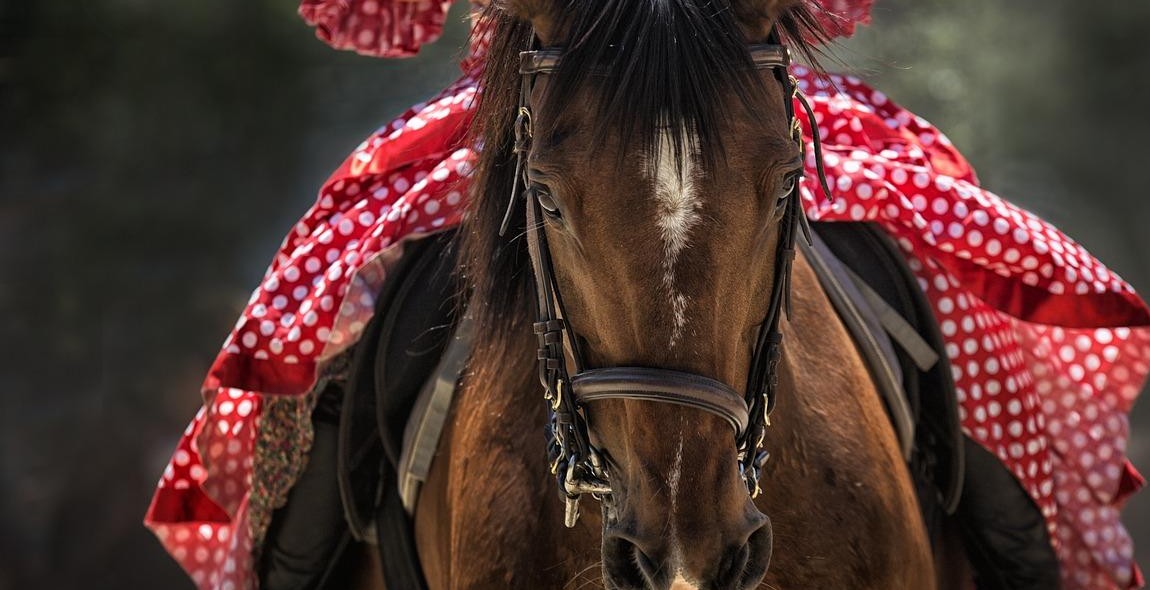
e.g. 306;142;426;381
495;0;560;44
735;0;802;39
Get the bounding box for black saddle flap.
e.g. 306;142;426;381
337;231;458;539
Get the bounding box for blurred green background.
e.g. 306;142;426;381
1;0;1147;587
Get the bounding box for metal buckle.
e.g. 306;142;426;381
564;492;581;528
552;379;564;411
741;450;770;498
515;106;533;148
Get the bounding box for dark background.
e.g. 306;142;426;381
1;1;1147;588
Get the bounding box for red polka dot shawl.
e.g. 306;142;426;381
145;2;1148;589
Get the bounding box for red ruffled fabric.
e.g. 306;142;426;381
791;68;1147;588
809;0;874;38
146;2;1147;590
298;0;455;58
297;0;874;60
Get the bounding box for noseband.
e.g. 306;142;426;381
500;33;832;527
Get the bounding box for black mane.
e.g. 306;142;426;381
549;1;823;166
459;0;828;384
544;0;767;168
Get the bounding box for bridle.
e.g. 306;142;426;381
498;30;833;527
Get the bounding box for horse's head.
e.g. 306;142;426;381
469;1;824;588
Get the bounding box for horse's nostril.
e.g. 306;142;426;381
733;518;774;588
715;541;752;586
604;534;664;588
604;517;772;590
630;541;660;581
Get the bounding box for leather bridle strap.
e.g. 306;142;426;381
523;167;593;464
519;43;790;75
571;368;751;435
516;42;793;440
509;36;831;524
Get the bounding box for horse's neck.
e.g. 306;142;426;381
769;251;905;471
415;320;605;588
757;251;936;589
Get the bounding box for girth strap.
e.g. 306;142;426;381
571;368;751;436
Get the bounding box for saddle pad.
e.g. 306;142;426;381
338;231;458;539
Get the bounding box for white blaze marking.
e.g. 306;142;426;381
650;130;701;347
668;434;684;513
667;424;686;581
670;575;701;590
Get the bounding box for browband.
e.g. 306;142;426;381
520;43;790;75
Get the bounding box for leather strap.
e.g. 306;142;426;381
843;266;940;372
398;315;475;512
571;368;750;436
376;464;430;590
520;43;789;75
519;48;562;75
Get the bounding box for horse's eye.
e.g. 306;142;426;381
534;187;562;219
775;173;799;208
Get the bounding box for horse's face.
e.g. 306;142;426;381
507;1;803;588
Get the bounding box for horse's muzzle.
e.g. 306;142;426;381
601;512;773;590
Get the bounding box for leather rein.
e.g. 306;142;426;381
499;33;833;527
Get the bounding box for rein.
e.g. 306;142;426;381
499;33;832;527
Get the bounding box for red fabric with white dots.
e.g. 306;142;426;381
145;2;1148;590
791;66;1148;589
298;0;455;58
811;0;874;38
295;0;875;58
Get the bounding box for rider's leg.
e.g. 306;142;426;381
958;437;1061;590
258;383;350;590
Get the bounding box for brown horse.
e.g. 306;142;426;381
393;1;942;588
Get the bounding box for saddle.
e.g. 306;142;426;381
262;223;1059;589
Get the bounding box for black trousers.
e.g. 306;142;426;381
258;386;352;590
